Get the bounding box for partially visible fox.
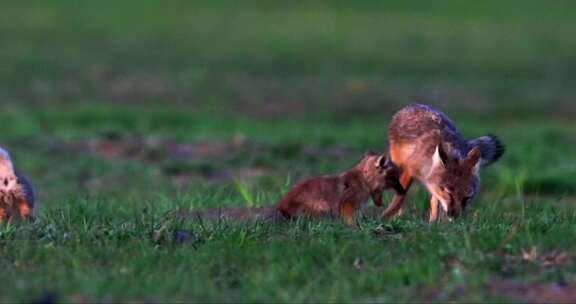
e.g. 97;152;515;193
176;152;404;225
0;147;36;222
382;104;504;222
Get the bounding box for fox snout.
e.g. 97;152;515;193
445;193;475;218
447;201;462;218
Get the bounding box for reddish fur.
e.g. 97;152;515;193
0;198;34;222
0;176;35;223
340;202;356;226
277;153;404;225
277;172;366;221
177;153;404;226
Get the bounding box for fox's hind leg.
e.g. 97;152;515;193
277;197;300;219
340;202;357;226
382;172;413;219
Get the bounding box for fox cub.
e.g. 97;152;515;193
278;152;404;225
0;147;36;222
382;104;504;222
180;152;404;226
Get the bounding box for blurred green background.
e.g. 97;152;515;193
1;0;574;202
0;0;575;302
2;0;575;114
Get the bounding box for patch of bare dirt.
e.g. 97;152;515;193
490;280;576;303
521;247;570;268
487;248;573;302
498;247;572;272
167;166;272;186
70;132;264;163
62;132;356;184
417;247;573;302
418;278;576;303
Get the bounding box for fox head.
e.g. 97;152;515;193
0;147;18;195
360;152;405;195
428;144;481;218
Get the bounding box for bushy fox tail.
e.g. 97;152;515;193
169;206;285;223
468;135;505;167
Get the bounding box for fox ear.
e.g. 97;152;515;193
375;154;389;168
466;146;482;174
0;148;15;173
365;150;378;156
0;147;11;161
432;144;448;169
383;154;392;167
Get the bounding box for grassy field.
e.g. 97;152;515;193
1;0;575;302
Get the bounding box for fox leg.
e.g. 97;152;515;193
382;172;413;219
429;199;451;223
277;199;299;219
17;200;33;220
0;207;6;223
371;190;384;207
429;196;439;222
340;202;357;226
437;206;449;222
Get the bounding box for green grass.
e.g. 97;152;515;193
0;0;575;302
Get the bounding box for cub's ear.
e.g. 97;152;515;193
432;144;448;169
465;146;482;174
365;150;378;156
375;154;388;168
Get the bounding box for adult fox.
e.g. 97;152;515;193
382;104;505;222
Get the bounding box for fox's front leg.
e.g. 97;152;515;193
382;172;413;219
371;190;384;207
16;199;33;221
0;207;6;223
429;196;451;223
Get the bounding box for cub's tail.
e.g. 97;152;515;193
169;206;285;223
468;135;505;167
